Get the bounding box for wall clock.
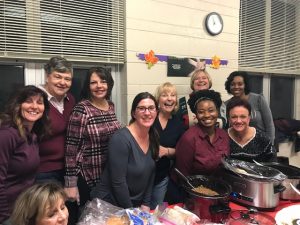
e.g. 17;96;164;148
205;12;223;36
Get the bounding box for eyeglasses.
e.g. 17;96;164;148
136;106;157;113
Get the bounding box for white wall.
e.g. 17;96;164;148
123;0;240;122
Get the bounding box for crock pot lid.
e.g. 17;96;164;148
263;162;300;179
228;210;275;225
222;158;287;181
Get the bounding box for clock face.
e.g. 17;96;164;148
205;12;223;36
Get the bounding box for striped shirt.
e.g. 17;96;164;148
64;99;121;188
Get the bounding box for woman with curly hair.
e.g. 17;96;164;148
175;89;230;177
0;85;50;223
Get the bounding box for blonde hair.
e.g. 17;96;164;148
155;82;179;112
10;182;67;225
190;69;212;91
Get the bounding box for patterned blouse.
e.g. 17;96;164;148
65;99;121;188
228;127;276;162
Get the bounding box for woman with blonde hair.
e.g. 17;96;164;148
178;68;226;128
150;82;185;209
10;182;68;225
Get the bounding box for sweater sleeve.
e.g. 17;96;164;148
259;94;275;143
0;129;18;219
175;131;195;177
108;132;133;208
64;104;88;187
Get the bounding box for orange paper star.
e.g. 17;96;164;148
211;55;221;69
144;50;158;69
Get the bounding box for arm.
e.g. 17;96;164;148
0;129;18;217
259;95;275;143
64;104;87;201
175;131;195;177
108;132;132;208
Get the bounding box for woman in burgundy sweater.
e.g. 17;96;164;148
0;86;50;223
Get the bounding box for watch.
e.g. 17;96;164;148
205;12;223;36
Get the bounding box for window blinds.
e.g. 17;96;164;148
239;0;300;75
0;0;125;63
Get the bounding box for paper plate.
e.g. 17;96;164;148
275;205;300;225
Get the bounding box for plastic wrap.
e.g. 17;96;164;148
77;198;129;225
158;205;200;225
222;158;286;181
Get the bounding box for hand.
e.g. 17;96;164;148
140;204;150;212
64;186;80;205
158;146;168;158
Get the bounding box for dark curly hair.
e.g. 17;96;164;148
224;71;251;95
188;90;222;114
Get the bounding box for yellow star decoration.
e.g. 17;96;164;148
144;50;158;69
211;55;221;69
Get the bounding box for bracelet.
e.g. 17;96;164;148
167;148;170;156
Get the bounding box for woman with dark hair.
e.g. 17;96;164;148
64;67;121;215
0;85;50;223
227;97;276;162
168;90;230;204
91;92;159;211
10;182;68;225
225;71;275;143
175;89;230;177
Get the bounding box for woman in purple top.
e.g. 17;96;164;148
175;90;230;177
0;85;50;223
64;67;121;215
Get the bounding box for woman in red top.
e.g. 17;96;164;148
175;89;230;177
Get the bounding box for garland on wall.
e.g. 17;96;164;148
137;50;228;73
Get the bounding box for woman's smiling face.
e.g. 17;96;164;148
195;100;218;128
230;76;246;97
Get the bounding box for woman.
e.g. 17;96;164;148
10;182;68;225
178;69;226;128
91;92;159;211
227;97;276;162
175;89;230;177
64;67;121;211
0;85;50;223
225;71;275;143
150;82;185;209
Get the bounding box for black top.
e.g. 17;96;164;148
154;114;185;184
229;128;276;162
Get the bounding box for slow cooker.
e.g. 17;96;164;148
182;175;231;223
262;162;300;201
220;159;286;210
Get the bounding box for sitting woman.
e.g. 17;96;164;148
227;97;276;162
91;92;159;212
175;89;230;177
10;182;68;225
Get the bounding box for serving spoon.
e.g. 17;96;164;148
290;183;300;195
174;168;195;189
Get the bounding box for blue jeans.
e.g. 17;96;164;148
150;176;169;210
35;170;64;184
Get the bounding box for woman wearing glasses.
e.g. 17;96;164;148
64;67;121;220
227;97;276;162
91;92;159;212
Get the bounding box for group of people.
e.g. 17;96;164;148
0;56;277;225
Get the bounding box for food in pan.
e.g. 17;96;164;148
192;185;219;196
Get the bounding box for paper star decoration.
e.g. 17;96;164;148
211;55;221;69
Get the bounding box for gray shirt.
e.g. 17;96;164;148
90;127;155;208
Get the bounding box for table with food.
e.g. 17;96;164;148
79;159;300;225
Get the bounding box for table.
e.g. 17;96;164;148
229;200;300;218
